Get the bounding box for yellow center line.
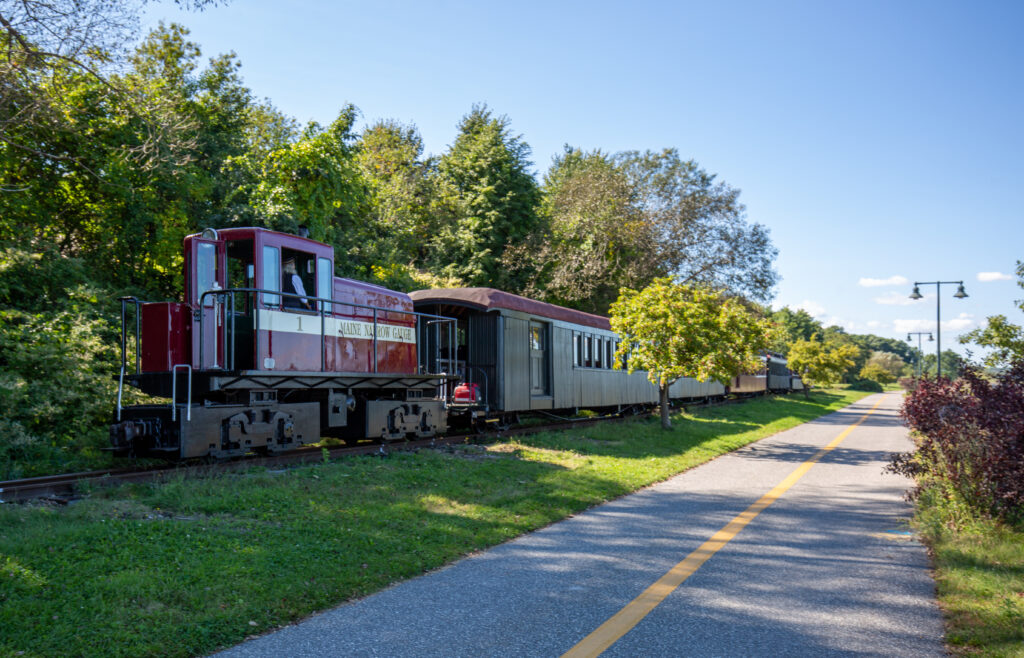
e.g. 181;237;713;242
562;394;888;658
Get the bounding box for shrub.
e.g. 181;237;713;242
891;363;1024;523
898;376;917;390
848;379;883;392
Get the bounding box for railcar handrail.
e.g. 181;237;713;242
197;287;457;379
116;296;143;421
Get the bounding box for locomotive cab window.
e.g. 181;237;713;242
195;242;219;307
261;246;281;307
226;239;254;314
317;257;333;313
281;248;315;312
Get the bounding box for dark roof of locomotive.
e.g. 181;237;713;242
409;288;612;331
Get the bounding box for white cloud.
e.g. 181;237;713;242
875;291;926;306
946;313;976;331
893;313;976;335
795;300;826;319
977;271;1012;282
859;275;909;288
865;320;883;329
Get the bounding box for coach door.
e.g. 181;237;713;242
189;235;225;369
529;321;550;396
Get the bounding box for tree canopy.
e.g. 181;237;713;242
787;337;859;387
610;279;772;428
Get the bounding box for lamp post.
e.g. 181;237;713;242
909;280;968;379
905;331;934;378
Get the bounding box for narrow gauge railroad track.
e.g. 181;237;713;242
0;414;636;504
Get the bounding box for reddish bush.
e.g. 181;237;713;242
897;376;917;391
894;362;1024;521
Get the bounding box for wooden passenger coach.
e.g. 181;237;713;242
410;288;726;422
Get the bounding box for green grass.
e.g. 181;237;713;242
0;389;866;657
913;490;1024;656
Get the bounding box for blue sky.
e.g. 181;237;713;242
144;0;1023;358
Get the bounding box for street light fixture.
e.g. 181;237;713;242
906;331;934;378
908;280;968;379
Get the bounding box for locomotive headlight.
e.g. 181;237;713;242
201;227;219;240
346;395;357;411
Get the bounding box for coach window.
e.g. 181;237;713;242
583;334;591;367
595;337;603;368
261;245;280;307
607;340;614;369
572;332;579;366
317;257;332;313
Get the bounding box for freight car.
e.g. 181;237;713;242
110;228;802;459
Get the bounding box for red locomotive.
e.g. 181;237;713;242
110;227;456;459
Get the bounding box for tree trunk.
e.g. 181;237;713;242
659;384;671;429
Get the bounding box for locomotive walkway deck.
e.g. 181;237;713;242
217;392;944;657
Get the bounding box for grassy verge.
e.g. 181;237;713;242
913;489;1024;656
0;389;867;657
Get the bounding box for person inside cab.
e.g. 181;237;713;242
282;257;311;310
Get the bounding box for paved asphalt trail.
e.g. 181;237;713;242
217;392;944;657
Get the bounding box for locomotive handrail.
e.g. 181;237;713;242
116;296;142;421
170;364;192;422
197;288;456;380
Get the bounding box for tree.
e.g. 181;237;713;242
505;147;659;314
230;106;367;272
1;0;220;171
859;363;895;385
960;260;1024;369
787;337;859;387
616;149;779;303
353;119;439;285
865;350;906;379
770;307;823;354
430;105;541;289
610;279;772;429
921;350;965;379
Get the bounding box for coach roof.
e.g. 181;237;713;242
409;288;612;331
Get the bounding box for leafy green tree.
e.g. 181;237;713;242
232;106;368;274
431;105;541;289
960;260;1024;368
787;337;859;387
616;148;778;303
610;279;772;429
353;119;440;286
1;0;219;171
770;307;823;354
859;363;895;385
506;147;659;314
921;350;965;379
865;350;906;379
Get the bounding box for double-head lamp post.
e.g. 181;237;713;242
909;280;967;379
905;331;933;378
